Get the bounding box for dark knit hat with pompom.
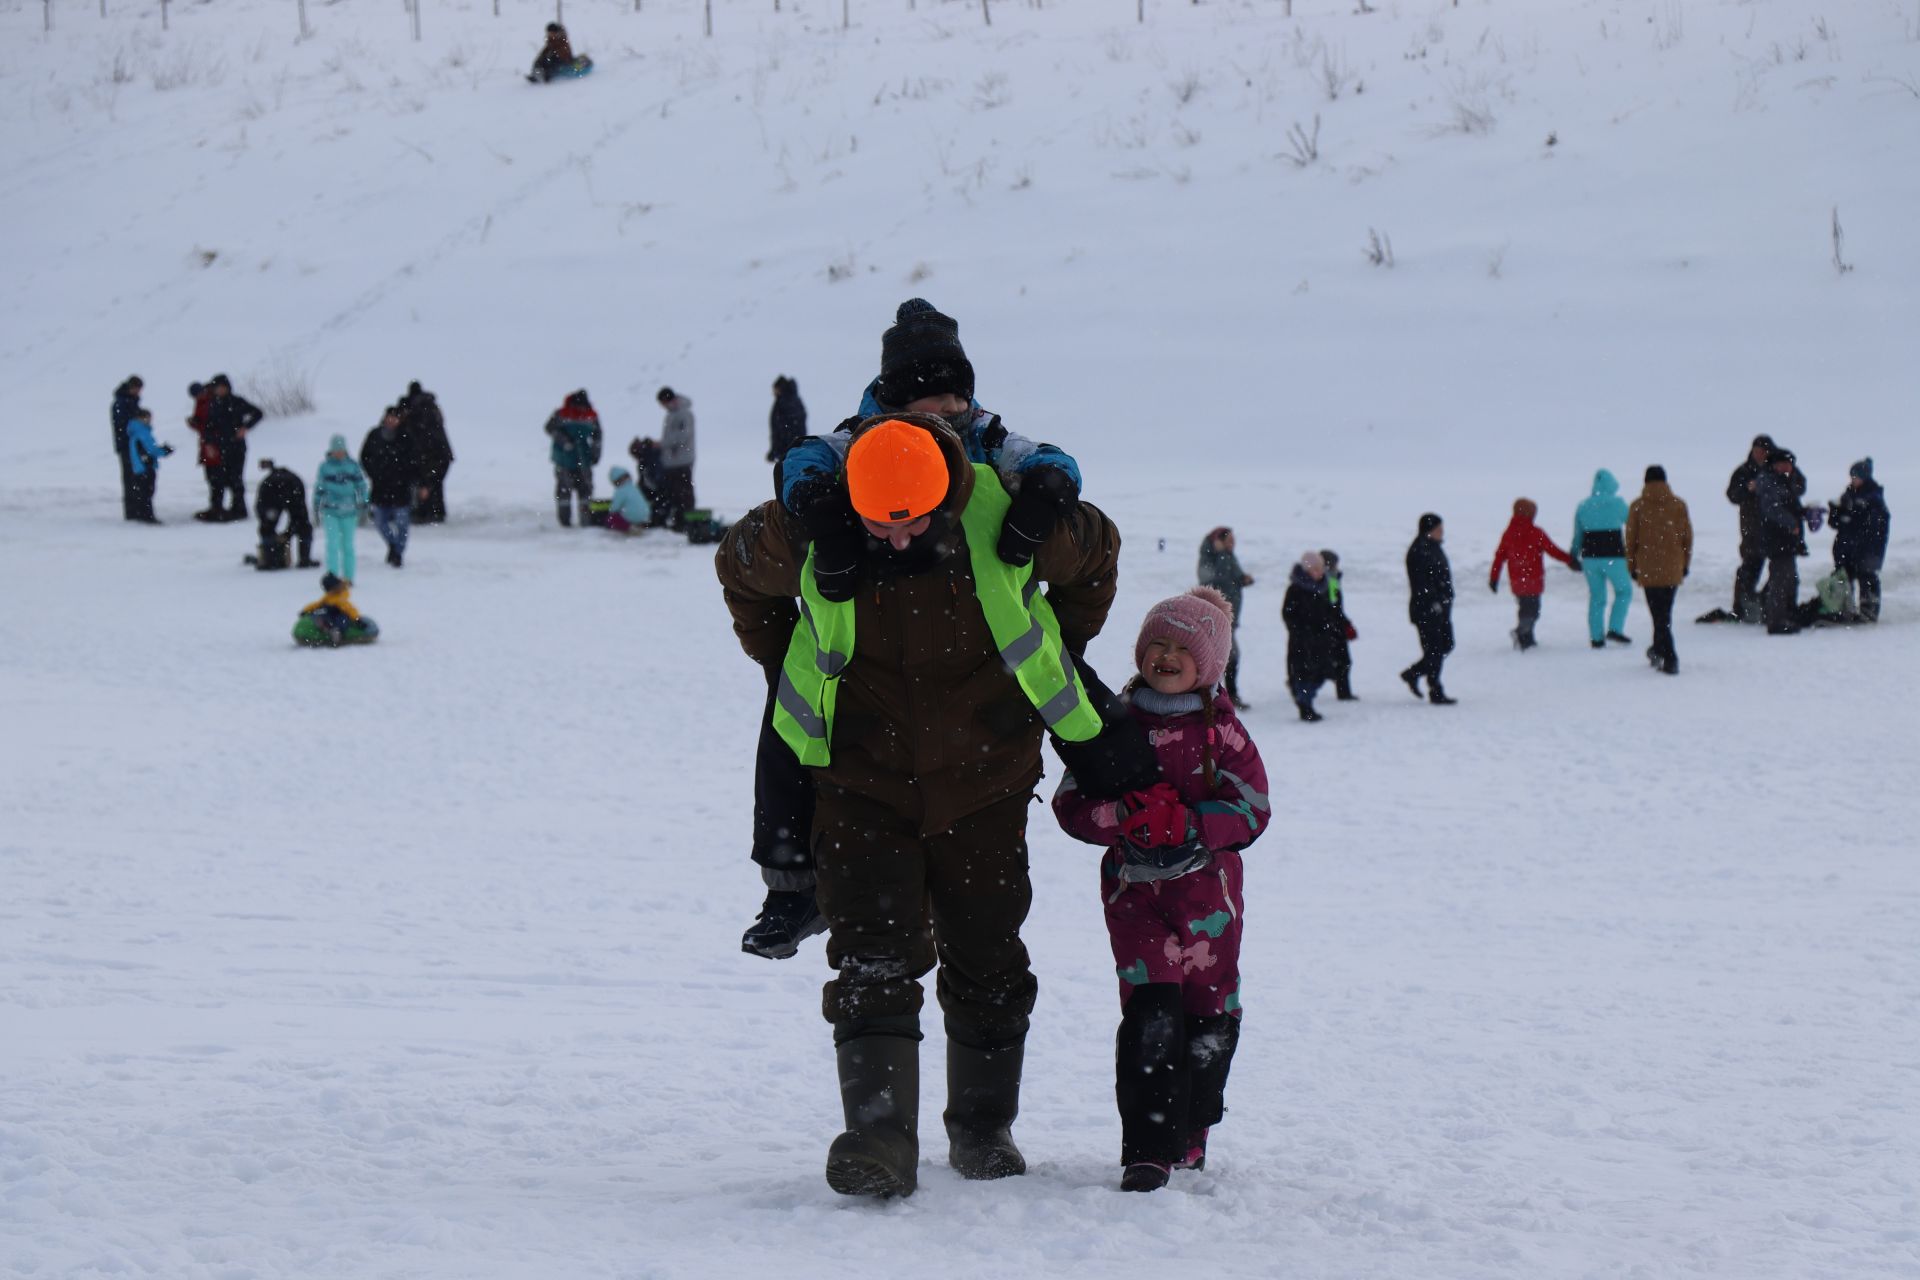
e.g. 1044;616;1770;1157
875;298;974;409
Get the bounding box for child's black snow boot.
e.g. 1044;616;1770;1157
741;889;825;960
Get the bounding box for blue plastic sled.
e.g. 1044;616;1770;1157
529;57;593;83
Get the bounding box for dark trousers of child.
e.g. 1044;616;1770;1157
1644;586;1678;662
1117;987;1241;1166
128;468;157;523
1733;552;1767;622
753;675;816;891
1513;594;1542;647
553;466;592;526
1846;567;1883;622
1289;673;1322;711
1222;634;1242;704
1762;555;1799;632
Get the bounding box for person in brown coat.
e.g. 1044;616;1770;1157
717;413;1130;1199
1625;465;1693;675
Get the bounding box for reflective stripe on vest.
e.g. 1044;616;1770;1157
772;464;1103;766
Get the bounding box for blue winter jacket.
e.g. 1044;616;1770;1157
776;378;1082;513
1572;470;1630;560
314;453;370;518
607;471;652;526
125;417;166;476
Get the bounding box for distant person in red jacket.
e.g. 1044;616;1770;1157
1489;498;1577;650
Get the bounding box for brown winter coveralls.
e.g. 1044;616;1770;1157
717;416;1121;1045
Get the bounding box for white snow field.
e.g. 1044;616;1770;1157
3;0;1919;1275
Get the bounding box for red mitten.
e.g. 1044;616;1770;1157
1119;783;1190;847
1343;620;1358;641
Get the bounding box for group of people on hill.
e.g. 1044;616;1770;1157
1220;448;1890;725
543;385;710;535
110;374;265;524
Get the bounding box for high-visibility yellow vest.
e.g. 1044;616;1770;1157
772;464;1103;766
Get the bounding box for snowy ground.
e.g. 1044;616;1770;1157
4;0;1919;1277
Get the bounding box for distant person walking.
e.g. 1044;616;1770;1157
314;435;369;584
1400;513;1456;705
769;375;808;463
401;381;454;524
1196;526;1255;708
1571;469;1633;648
1624;466;1693;675
1489;498;1575;650
361;405;422;568
655;387;696;529
545;390;603;528
1828;459;1889;623
110;376;145;521
1321;548;1358;701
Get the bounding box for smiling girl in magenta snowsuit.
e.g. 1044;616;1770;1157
1053;586;1270;1193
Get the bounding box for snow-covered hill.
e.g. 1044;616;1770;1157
3;0;1918;1276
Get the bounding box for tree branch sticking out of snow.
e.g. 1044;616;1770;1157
1830;206;1853;275
245;355;318;418
1319;47;1355;101
1365;228;1394;268
1282;114;1320;167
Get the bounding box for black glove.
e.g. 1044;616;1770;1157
791;478;865;604
1488;578;1498;593
1568;557;1582;571
996;466;1079;567
1051;656;1161;799
1118;838;1212;885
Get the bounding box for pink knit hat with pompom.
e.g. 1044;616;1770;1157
1134;587;1236;690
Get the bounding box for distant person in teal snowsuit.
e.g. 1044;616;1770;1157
314;435;370;584
1571;469;1633;648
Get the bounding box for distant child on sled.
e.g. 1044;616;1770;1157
529;23;593;82
293;574;380;648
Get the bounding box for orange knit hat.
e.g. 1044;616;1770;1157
846;420;950;523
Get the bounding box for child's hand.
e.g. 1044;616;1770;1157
1119;783;1190;847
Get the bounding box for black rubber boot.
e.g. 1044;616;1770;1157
944;1036;1026;1180
826;1034;919;1198
1115;985;1188;1169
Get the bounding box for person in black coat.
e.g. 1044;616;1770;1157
361;406;423;568
1401;513;1456;705
627;436;670;527
1829;458;1890;623
111;376;144;521
1282;551;1346;722
1726;433;1806;622
401;381;455;523
1752;448;1808;634
768;375;808;463
248;458;317;570
198;374;264;521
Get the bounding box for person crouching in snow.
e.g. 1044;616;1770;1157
1052;587;1271;1193
1281;551;1345;722
1489;498;1576;650
314;435;369;585
605;466;651;533
293;574;379;647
